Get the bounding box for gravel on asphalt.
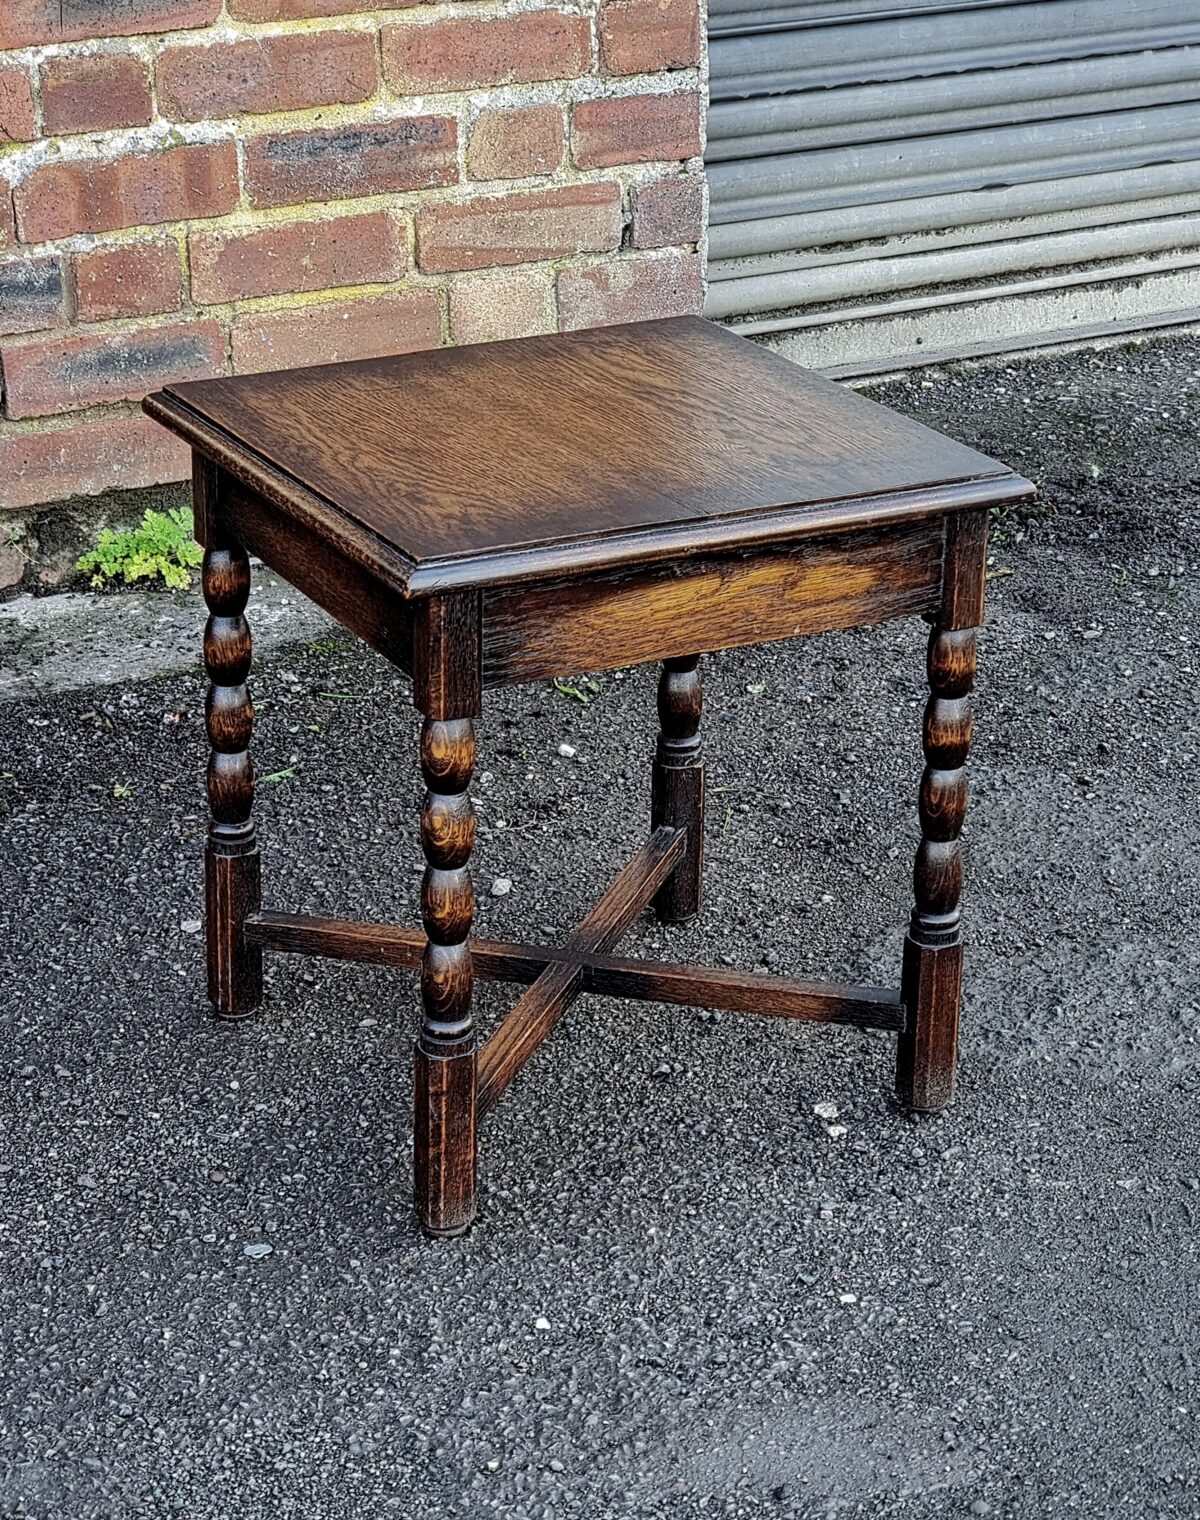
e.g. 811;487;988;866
1;335;1198;1519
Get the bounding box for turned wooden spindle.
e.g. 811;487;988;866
651;654;705;922
412;594;481;1237
203;537;263;1018
896;510;987;1111
419;717;477;1036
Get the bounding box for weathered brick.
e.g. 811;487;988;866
74;240;181;322
190;212;404;305
231;290;441;375
558;251;704;329
158;30;377;122
15;142;238;244
631;174;705;248
572;91;702;169
244;118;457;210
416;183;622;275
0;538;27;589
0;413;190;511
450;269;555;346
598;0;701;75
40;54;153;135
0;256;65;337
2;319;225;420
0;0;219;47
383;12;591;92
230;0;413;17
468;106;563;182
0;66;37;142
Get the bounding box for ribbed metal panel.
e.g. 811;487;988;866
710;103;1200;231
709;0;1200;93
707;46;1200;163
709;0;1012;40
705;0;1200;361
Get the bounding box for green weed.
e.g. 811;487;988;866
77;507;202;591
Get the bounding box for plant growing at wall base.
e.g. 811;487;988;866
77;507;202;591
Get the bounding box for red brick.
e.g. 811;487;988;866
40;54;153;136
190;212;403;305
0;66;37;142
15;142;238;245
558;251;704;329
468;106;563;182
0;0;219;47
231;290;441;375
572;91;702;169
158;31;376;122
383;13;591;92
2;319;225;420
416;183;622;275
244;117;456;211
598;0;701;74
449;269;555;345
230;0;413;17
74;240;181;322
631;174;705;248
0;256;65;337
0;413;190;511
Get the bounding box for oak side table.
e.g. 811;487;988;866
145;316;1033;1237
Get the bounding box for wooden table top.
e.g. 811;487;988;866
146;316;1032;596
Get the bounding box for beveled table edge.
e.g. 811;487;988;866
144;389;1035;600
145;389;420;598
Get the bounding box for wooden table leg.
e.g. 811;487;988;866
202;512;263;1020
896;510;986;1112
651;654;705;922
412;593;482;1237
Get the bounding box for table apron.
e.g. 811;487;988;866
214;472;957;688
480;516;947;686
215;470;413;671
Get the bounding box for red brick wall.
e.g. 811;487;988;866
0;0;706;580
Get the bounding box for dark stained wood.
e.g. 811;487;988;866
157;320;1029;1234
939;508;991;632
146;317;1033;597
148;391;417;595
412;592;482;720
215;469;412;671
193;450;219;547
199;458;262;1020
896;507;987;1112
412;594;480;1237
246;909;904;1031
481;519;943;685
651;656;705;922
476;826;686;1117
583;959;901;1029
415;476;1023;596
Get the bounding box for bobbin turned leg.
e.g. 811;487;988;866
412;594;481;1237
651;655;705;923
897;511;987;1111
202;527;263;1019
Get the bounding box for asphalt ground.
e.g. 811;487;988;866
1;335;1198;1519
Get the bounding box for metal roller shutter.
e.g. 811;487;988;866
706;0;1200;371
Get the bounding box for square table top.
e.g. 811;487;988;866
145;316;1032;596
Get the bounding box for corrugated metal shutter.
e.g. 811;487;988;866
706;0;1200;370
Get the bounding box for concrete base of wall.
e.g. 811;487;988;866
0;480;191;595
735;263;1200;378
0;570;331;704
